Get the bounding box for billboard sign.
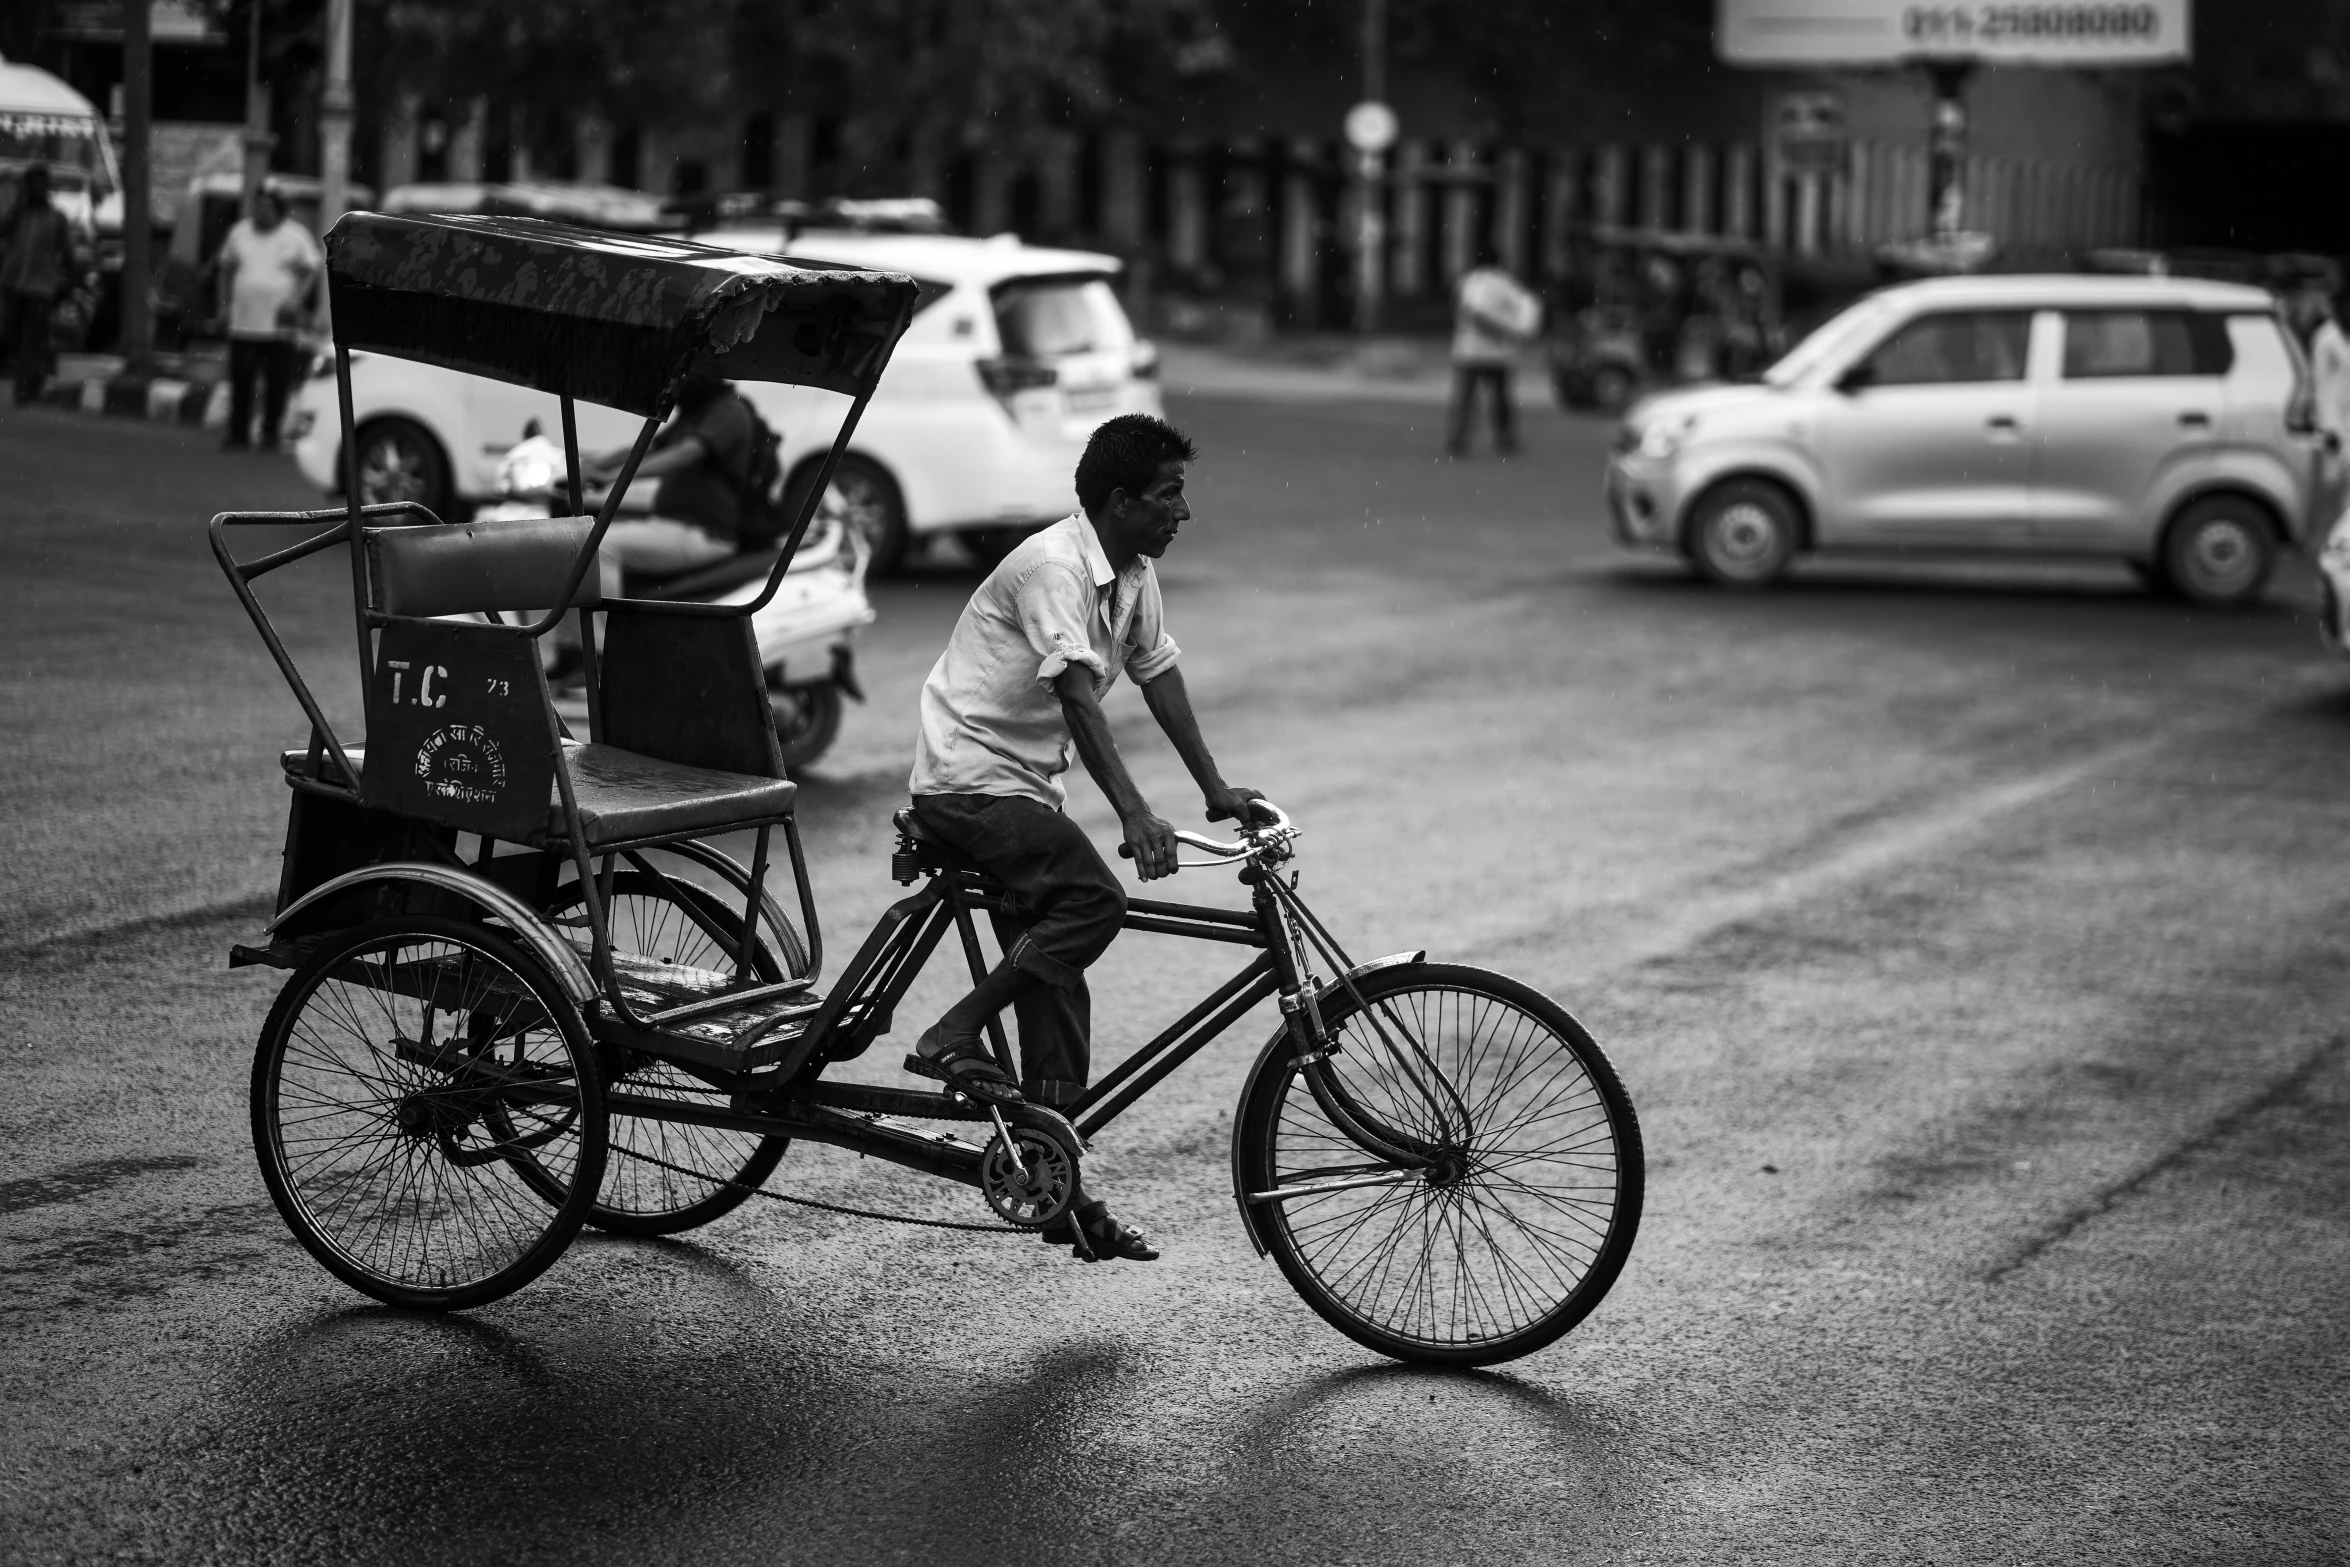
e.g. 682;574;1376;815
1717;0;2190;66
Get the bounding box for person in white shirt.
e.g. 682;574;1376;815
1448;242;1543;458
215;187;321;450
904;413;1267;1262
2299;284;2350;448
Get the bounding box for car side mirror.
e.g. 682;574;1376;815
1835;364;1875;394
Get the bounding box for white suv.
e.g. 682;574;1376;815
1605;276;2326;605
287;225;1162;572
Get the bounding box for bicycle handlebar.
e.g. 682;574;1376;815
1117;801;1294;864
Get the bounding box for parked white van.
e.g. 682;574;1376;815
287;222;1162;572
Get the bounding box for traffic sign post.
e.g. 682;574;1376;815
1346;100;1399;333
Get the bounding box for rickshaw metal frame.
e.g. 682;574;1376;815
217;213;913;1065
578;816;1430;1231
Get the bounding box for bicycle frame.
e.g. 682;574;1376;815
599;823;1438;1200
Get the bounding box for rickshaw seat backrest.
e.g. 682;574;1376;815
366;515;602;618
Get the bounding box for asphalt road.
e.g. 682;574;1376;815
5;395;2350;1565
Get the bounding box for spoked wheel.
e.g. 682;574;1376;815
544;872;798;1235
250;916;608;1310
1234;962;1643;1366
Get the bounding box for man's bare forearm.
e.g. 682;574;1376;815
1138;667;1227;801
1056;668;1149;820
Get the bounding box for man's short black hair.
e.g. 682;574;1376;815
1075;413;1198;515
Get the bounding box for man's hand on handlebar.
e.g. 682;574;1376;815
1206;786;1273;826
1121;809;1180;881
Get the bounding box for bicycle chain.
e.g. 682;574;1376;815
603;1139;1027;1236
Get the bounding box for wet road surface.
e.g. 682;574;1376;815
5;398;2349;1562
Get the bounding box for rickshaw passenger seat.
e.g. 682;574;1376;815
366;515;603;616
282;742;797;847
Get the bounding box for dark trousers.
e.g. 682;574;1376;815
226;336;297;448
2;289;54;405
1447;364;1516;455
913;792;1128;1108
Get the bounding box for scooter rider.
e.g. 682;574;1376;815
579;372;753;597
904;413;1266;1263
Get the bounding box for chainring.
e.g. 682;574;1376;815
979;1117;1081;1229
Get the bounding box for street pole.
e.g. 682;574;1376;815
319;0;354;232
1925;60;1973;242
240;0;271;217
119;0;153;362
1354;0;1387;334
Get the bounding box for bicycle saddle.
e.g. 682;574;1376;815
892;807;989;881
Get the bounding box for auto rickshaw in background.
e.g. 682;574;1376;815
1548;227;1787;414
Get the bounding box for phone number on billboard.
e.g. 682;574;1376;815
1903;4;2163;42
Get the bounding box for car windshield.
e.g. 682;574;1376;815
1763;296;1896;387
0;110;115;195
992;276;1132;358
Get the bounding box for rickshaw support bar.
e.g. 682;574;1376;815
604;1091;985;1188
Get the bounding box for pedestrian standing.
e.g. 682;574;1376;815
0;166;77;407
1447;242;1541;458
2301;284;2350;448
215;188;321;450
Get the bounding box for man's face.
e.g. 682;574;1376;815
1116;461;1189;558
254;195;285;230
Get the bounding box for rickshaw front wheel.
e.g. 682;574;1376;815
250;916;608;1311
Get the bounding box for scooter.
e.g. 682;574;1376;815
476;431;875;769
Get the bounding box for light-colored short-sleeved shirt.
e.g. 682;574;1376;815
2313;319;2350;444
1452;265;1541;366
910;512;1181;807
219;217;322;340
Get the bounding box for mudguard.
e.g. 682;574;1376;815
266;860;598;1006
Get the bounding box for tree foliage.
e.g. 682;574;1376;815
348;0;1223;186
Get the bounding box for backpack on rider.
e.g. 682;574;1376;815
728;401;790;549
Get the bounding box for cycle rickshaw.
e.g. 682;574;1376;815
216;212;1643;1366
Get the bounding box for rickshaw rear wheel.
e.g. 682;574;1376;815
542;873;796;1235
250;916;608;1311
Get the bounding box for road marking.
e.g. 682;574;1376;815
1982;1032;2350;1282
1588;736;2159;978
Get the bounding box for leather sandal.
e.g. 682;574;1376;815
1042;1199;1158;1263
904;1027;1023;1105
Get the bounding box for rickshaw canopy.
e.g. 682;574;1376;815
323;211;919;417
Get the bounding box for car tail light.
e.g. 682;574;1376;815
1129;341;1160;381
977;357;1058;408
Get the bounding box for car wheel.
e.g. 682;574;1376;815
352;417;453;520
1589;365;1638;416
2162;496;2275;607
812;455;908;577
1686;478;1800;588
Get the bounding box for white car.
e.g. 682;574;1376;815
287;225;1162;572
1605;275;2326;604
